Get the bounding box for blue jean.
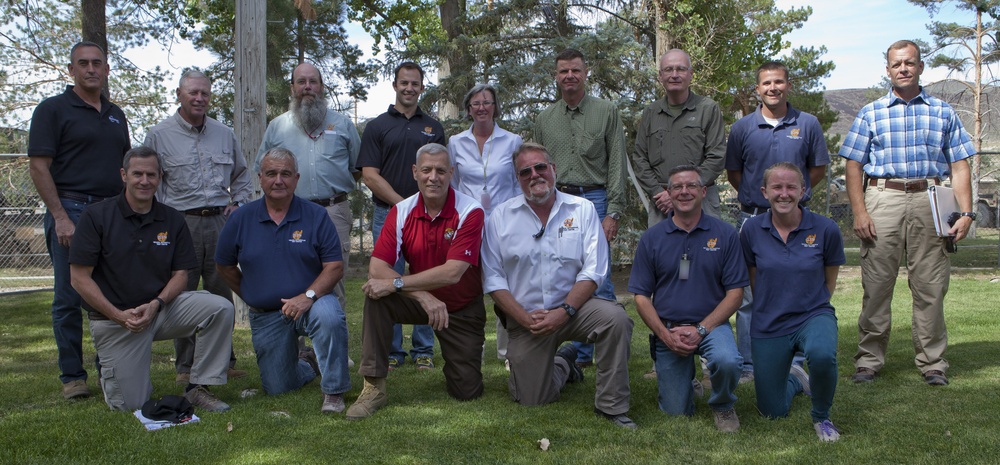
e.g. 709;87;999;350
752;313;838;422
373;204;435;363
654;322;742;416
570;189;615;364
248;295;351;395
44;198;96;383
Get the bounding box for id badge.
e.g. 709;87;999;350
679;254;690;280
480;189;491;210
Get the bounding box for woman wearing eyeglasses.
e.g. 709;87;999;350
448;83;523;363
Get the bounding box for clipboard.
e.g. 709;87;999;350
928;185;958;236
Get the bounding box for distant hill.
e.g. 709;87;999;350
824;81;1000;152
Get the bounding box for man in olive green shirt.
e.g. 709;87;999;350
534;48;628;366
633;49;726;227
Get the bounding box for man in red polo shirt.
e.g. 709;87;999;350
347;143;486;420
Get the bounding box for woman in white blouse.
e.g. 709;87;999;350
448;83;523;364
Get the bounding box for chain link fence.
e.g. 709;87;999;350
0;155;51;292
3;152;997;293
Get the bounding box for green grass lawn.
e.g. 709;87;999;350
2;272;999;464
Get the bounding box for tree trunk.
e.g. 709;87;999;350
234;0;266;326
80;0;109;98
438;0;466;120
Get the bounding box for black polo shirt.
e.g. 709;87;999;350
70;194;196;312
356;105;445;208
27;85;131;198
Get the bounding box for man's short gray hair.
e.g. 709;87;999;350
260;147;298;173
666;164;703;188
179;69;212;89
512;142;553;165
122;146;162;172
415;143;450;164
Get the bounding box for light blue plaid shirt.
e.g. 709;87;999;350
838;88;975;178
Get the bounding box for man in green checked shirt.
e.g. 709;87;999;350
534;48;628;368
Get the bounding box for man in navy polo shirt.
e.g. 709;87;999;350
69;147;234;412
725;60;830;383
347;143;486;420
28;41;131;400
357;61;444;371
629;165;747;433
216;148;352;414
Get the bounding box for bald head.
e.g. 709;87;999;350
292;63;323;88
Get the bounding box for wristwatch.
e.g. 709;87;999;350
305;290;317;301
696;324;708;337
608;212;621;221
560;303;578;317
393;277;404;292
958;211;978;220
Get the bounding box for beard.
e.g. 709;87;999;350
290;92;329;132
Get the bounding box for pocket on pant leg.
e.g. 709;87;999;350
100;366;126;411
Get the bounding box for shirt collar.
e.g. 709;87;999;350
662;210;711;233
414;187;457;220
64;85;111;110
759;206;815;233
885;87;929;107
116;193;163;225
254;196;304;225
172;110;204;133
753;103;798;127
387;104;426;118
559;95;591;113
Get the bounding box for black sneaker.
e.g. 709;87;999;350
555;344;584;383
594;408;638;429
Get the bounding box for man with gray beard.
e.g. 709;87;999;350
257;62;362;314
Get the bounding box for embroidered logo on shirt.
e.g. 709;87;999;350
444;228;456;241
558;217;579;238
802;234;818;248
422;127;435;137
464;249;472;256
327;124;335;131
153;231;170;246
109;115;121;125
703;237;720;252
787;128;802;140
290;230;306;243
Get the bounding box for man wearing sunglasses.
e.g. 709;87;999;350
534;48;628;370
482;142;635;429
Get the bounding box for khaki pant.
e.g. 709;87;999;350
358;294;486;401
324;200;353;311
505;298;633;415
91;291;234;411
856;180;950;374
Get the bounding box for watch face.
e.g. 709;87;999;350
306;290;316;300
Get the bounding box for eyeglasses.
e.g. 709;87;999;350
659;66;690;75
668;183;702;192
469;101;495;108
517;162;551;179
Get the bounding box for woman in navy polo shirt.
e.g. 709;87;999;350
739;162;845;442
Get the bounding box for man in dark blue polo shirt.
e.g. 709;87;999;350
216;148;351;414
356;61;445;371
28;41;131;400
69;147;234;412
725;61;829;382
629;165;747;433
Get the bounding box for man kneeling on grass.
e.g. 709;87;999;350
346;143;487;420
70;146;234;412
481;142;636;429
216;148;352;414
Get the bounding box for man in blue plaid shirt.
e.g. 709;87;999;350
839;40;976;387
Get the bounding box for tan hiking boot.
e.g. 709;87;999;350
346;376;388;420
62;379;91;399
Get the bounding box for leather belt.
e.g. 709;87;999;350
311;193;348;207
740;204;769;215
87;311;108;321
868;178;940;193
185;206;224;216
556;184;603;195
57;191;108;203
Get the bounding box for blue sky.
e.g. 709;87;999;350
125;0;980;120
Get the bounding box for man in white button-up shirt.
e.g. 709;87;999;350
482;142;636;429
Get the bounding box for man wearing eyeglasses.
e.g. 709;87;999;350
482;142;636;429
633;49;726;227
534;48;628;369
629;165;747;433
